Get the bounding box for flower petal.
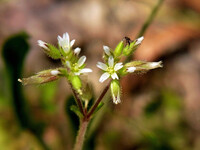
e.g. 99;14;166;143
37;40;48;49
70;39;75;47
111;73;119;80
97;62;108;71
135;36;144;45
51;70;60;76
74;47;81;55
99;72;110;83
79;68;93;74
78;56;86;67
114;62;123;71
108;56;114;67
127;67;136;73
103;45;111;56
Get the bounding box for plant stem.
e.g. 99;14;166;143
74;120;89;150
126;0;164;62
69;82;85;116
87;81;111;119
137;0;164;38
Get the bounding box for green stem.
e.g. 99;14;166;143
137;0;164;38
74;120;89;150
69;82;85;116
126;0;164;62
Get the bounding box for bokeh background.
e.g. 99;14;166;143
0;0;200;149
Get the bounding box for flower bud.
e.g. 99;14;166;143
38;40;61;59
125;61;163;73
123;36;144;56
114;41;124;57
71;75;82;94
110;80;121;104
18;69;62;85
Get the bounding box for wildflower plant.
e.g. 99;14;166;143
19;32;162;150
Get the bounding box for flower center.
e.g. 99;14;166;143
72;63;80;72
107;67;115;74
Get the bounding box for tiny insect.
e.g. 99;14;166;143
123;36;132;45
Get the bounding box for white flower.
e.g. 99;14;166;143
135;36;144;45
74;47;81;55
38;40;48;50
103;45;111;56
97;56;123;83
112;89;121;104
57;32;75;53
127;67;136;73
111;80;121;104
51;70;60;76
67;56;92;75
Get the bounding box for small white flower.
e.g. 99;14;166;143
51;70;60;76
103;45;111;56
112;90;121;104
135;36;144;45
97;56;123;83
70;56;92;75
38;40;48;50
57;32;75;53
74;47;81;55
149;61;162;68
111;80;121;104
127;67;136;73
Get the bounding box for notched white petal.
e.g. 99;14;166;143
78;56;86;67
79;68;93;74
114;63;123;71
99;72;110;83
103;45;111;56
97;62;108;71
111;73;119;80
108;56;114;67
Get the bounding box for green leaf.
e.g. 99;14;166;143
70;105;84;119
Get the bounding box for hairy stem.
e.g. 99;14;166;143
69;82;85;116
74;120;89;150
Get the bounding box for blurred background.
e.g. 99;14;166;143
0;0;200;149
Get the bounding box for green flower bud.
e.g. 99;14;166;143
123;36;144;56
38;40;61;59
18;68;64;85
114;41;124;57
71;75;82;93
125;60;163;74
110;80;121;104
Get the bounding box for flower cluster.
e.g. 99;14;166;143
19;32;162;106
97;36;162;104
20;32;92;96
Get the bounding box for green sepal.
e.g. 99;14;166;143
123;41;136;56
45;44;61;59
70;105;83;118
114;41;124;57
71;75;82;91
